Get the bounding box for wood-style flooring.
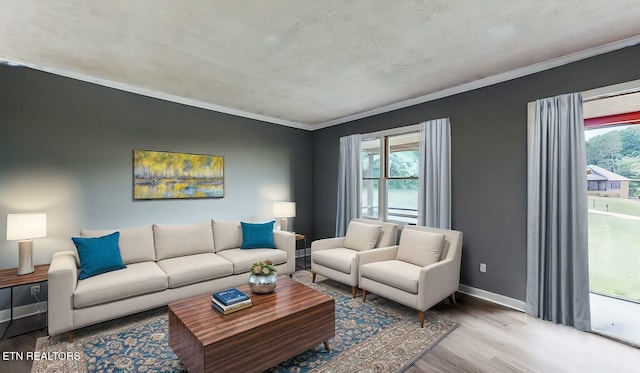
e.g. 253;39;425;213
410;294;640;372
2;278;639;372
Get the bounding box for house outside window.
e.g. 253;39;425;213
361;125;420;224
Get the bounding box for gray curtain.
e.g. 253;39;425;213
526;93;591;331
335;134;362;236
418;118;451;229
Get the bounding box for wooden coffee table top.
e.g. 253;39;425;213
168;276;333;346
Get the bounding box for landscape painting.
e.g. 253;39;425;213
133;150;224;199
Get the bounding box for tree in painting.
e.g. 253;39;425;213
133;150;224;199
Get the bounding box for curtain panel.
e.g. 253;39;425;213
335;134;362;236
526;93;591;331
418;118;452;229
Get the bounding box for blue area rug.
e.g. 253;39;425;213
33;271;457;373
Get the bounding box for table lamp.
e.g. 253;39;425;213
6;213;47;275
273;202;296;231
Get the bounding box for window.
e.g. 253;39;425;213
361;125;420;224
361;138;380;219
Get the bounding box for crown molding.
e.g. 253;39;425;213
0;60;316;131
4;34;640;132
312;34;640;130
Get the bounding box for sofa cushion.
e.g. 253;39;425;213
81;225;156;264
153;222;215;260
74;262;168;308
312;248;357;273
216;248;287;275
343;221;381;251
212;220;243;252
157;253;234;288
397;229;444;267
360;260;422;294
72;232;126;280
241;221;276;249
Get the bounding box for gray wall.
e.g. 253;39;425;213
311;43;640;301
2;43;640;307
0;65;313;272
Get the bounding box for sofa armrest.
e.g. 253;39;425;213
417;258;459;311
47;250;78;336
311;237;346;252
358;246;399;266
273;230;296;274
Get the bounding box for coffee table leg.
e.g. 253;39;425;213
323;341;330;351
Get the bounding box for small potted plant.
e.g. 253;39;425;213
248;259;277;293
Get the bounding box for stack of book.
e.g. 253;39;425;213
211;288;252;315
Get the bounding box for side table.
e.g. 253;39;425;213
295;233;309;270
0;264;49;339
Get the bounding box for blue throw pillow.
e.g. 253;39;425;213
72;231;127;280
241;221;276;249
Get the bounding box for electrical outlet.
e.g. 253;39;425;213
480;263;487;273
30;285;40;296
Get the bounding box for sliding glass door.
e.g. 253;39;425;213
585;120;640;345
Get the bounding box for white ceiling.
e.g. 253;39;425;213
2;1;640;130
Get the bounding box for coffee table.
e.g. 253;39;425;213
168;276;335;373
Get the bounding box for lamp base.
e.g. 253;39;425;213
280;218;289;232
17;240;34;275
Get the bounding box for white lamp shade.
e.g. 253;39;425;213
273;202;296;218
7;213;47;241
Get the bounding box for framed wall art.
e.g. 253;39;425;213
133;150;224;200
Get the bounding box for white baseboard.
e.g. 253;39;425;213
0;309;8;322
296;248;311;258
458;284;526;312
0;301;48;323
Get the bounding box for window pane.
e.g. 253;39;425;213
361;179;379;218
387;179;418;224
388;133;419;178
362;138;380;178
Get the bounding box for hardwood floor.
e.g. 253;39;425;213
2;287;638;373
0;315;47;373
409;294;640;373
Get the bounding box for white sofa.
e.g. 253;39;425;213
47;220;295;340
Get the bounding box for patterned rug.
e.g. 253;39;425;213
32;271;457;373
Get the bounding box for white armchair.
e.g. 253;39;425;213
311;219;398;297
359;225;463;327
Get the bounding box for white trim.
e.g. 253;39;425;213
0;309;8;322
295;247;311;258
458;284;526;312
582;78;640;100
0;301;48;323
0;61;316;131
313;35;640;130
361;123;421;225
3;35;639;132
361;123;421;140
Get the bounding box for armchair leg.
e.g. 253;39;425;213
351;286;357;298
67;330;74;342
418;311;425;328
362;289;367;302
450;292;457;305
311;272;316;283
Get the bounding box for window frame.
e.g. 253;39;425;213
360;124;420;224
